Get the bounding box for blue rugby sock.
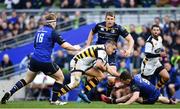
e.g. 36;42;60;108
10;79;27;95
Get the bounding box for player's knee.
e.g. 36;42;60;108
68;78;80;89
161;69;169;82
168;84;175;89
163;74;169;82
55;74;64;83
97;73;106;81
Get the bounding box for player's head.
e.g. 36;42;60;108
105;11;115;28
45;13;57;29
105;40;117;55
151;25;161;37
119;71;132;85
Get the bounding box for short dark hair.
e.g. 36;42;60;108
105;40;117;47
151;24;160;30
105;11;115;18
119;71;132;81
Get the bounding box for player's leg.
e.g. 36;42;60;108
156;67;170;89
168;84;176;98
57;71;82;96
50;68;65;103
158;95;176;104
1;70;37;104
78;68;105;103
83;68;106;93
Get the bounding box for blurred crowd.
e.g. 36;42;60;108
0;10;86;41
0;0;179;9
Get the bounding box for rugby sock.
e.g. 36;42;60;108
58;85;71;97
10;79;27;95
156;78;168;89
52;82;63;101
84;78;99;92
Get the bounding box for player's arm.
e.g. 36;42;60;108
52;30;81;51
123;91;140;105
106;64;120;77
61;42;81;51
124;34;134;56
121;83;140;105
118;26;134;56
94;49;108;71
86;24;98;47
86;30;95;47
94;58;107;71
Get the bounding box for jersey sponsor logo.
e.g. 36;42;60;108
154;48;161;53
111;29;115;33
100;27;104;31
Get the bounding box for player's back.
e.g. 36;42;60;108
132;75;159;98
32;25;55;62
73;45;106;61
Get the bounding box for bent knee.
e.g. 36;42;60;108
68;80;80;89
168;84;175;89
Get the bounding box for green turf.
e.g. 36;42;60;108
0;101;180;108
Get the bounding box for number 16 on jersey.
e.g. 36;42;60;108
36;33;44;43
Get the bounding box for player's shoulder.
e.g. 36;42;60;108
92;44;105;50
115;24;126;31
146;35;153;43
96;21;106;27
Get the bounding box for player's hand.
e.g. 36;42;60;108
73;45;81;51
120;49;131;57
160;51;167;57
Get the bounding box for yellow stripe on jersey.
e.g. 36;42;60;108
81;52;86;58
77;55;81;59
90;47;95;57
84;49;90;57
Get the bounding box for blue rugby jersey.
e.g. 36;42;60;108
32;25;65;62
130;74;160;99
92;22;129;44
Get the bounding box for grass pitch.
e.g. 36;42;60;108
0;101;180;109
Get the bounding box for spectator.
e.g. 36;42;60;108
74;0;84;8
73;11;86;29
130;49;142;75
118;59;128;73
139;0;155;7
4;0;13;9
164;62;180;99
139;25;150;40
25;0;33;9
1;54;14;75
101;0;113;8
60;0;74;8
163;15;170;34
156;0;169;7
170;0;180;7
129;24;139;45
54;50;66;69
18;15;26;33
169;21;177;42
7;10;18;24
43;0;54;7
154;17;163;29
127;0;137;8
88;0;102;8
61;14;72;31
